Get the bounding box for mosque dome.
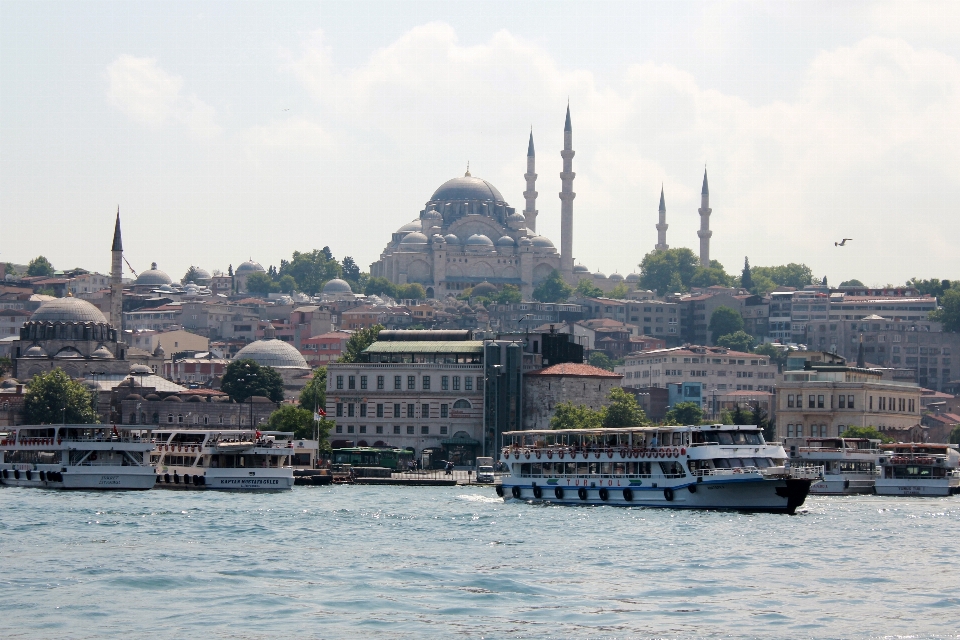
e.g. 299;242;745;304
91;345;115;359
234;338;309;369
23;344;47;357
400;232;429;246
506;212;527;229
422;208;443;221
530;236;555;249
193;268;212;281
496;235;516;247
136;263;172;286
609;273;624;281
130;364;153;375
31;297;107;324
396;220;423;234
625;273;641;282
472;281;498;297
465;234;494;247
443;233;460;245
593;272;607;279
236;260;265;274
573;264;590;274
322;279;353;294
518;237;533;247
54;347;84;359
430;175;505;204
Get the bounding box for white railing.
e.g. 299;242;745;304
788;465;824;480
694;467;761;477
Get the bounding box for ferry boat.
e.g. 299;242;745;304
874;443;960;496
496;425;818;513
789;438;881;495
0;424;156;490
151;429;295;491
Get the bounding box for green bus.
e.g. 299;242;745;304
327;447;414;470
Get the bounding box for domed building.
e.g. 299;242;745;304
133;262;173;291
320;278;356;302
232;325;312;399
234;259;266;294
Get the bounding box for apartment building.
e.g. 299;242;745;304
123;303;183;332
488;302;584;332
578;297;682;345
300;331;351;366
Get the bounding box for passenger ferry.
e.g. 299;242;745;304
0;424;156;490
789;438;881;495
875;443;960;496
497;425;818;513
151;429;295;491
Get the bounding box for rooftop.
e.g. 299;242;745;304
364;340;485;355
526;363;622;378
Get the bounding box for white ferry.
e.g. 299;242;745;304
496;425;818;513
789;438;881;495
0;424;156;490
151;429;295;491
875;443;960;497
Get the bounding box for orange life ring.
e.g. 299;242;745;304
680;448;686;455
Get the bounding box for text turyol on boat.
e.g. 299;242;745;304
0;424;157;490
497;424;818;513
874;442;960;496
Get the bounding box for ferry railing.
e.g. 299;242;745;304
692;467;762;477
787;466;823;480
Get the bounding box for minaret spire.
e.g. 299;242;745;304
559;104;576;280
110;207;124;333
523;128;539;232
698;167;712;265
655;185;668;252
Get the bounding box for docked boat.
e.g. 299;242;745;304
151;429;295;491
0;424;156;490
496;425;818;513
874;443;960;496
789;437;881;495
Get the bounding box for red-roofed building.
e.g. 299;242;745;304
300;331;351;366
523;363;623;429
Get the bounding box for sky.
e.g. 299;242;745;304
2;0;960;287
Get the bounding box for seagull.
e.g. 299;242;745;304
835;238;853;246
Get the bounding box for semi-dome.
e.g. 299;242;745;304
443;234;460;245
236;260;265;274
31;297;107;324
518;237;533;246
396;219;423;234
91;345;115;359
625;273;641;282
573;264;590;273
530;236;555;249
234;339;309;369
496;235;516;247
130;364;153;375
430;175;505;203
506;212;527;228
465;234;494;246
322;278;353;294
400;232;429;245
136;263;172;286
23;344;47;357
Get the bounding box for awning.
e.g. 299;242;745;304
364;341;484;355
441;436;481;446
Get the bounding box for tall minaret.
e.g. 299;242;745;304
523;129;538;232
698;168;712;266
110;208;124;332
655;185;668;252
559;104;576;279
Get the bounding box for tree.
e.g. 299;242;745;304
907;278;957;302
708;306;744;342
341;257;361;282
575;278;604;298
220;359;284;403
750;263;816;290
494;284;522;304
278;274;297;293
550;402;603;429
716;330;755;353
396;283;426;300
0;356;12;378
637;248;699;294
299;367;327;412
27;256;54;277
663;401;703;426
181;266;203;284
602;387;647;427
689;260;734;288
753;342;788;370
278;249;341;295
741;257;753;292
609;282;629;299
948;425;960;445
365;276;397;299
840;279;864;287
930;289;960;332
588;351;615;371
246;271;280;295
23;368;98;424
533;269;572;303
840;426;894;443
338;324;383;363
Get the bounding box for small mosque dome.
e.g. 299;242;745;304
193;268;212;280
530;236;555;249
136;263;173;286
83;379;101;390
236;260;265;274
91;345;115;359
573;264;590;274
432;234;445;243
322;279;353;294
234;339;309;369
145;394;161;401
593;271;607;279
396;219;423;234
472;281;498;297
24;344;47;358
496;236;516;247
625;273;641;282
125;394;143;402
163;395;183;402
609;273;624;281
465;234;494;247
518;237;533;247
54;348;83;359
31;298;107;324
443;234;460;245
400;232;429;245
187;395;203;403
422;208;443;221
130;364;153;375
506;212;527;229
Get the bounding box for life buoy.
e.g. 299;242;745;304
599;487;609;501
524;451;530;460
607;448;614;459
495;485;504;497
688;484;697;494
594;450;601;459
578;487;588;500
623;488;633;501
39;471;46;482
533;485;543;499
554;486;564;499
664;487;674;501
558;450;565;460
619;448;627;458
57;438;62;445
673;448;679;457
535;450;541;459
511;485;521;499
546;450;553;459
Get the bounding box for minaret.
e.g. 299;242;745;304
110;209;124;333
698;168;712;266
523;129;538;232
655;185;668;251
559;104;576;279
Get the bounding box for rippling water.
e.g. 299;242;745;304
1;486;959;639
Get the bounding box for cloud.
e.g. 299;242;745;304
106;54;220;135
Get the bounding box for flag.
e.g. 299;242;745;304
314;409;326;420
255;430;262;438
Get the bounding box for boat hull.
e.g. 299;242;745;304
154;467;294;491
809;475;876;495
0;465;156;490
874;478;960;497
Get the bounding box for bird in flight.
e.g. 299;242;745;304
835;238;852;246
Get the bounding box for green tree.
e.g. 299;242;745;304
550;402;603;429
278;274;297;293
396;283;426;300
716;330;755;353
741;257;753;291
750;263;816;290
341;256;361;282
279;249;341;295
930;289;960;332
494;284;522;304
948;425;960;445
637;248;699;294
533;269;573;303
840;425;894;443
220;359;284;403
730;405;751;425
245;271;280;295
181;266;203;284
663;401;703;426
23;368;98;424
0;356;12;377
907;278;957;302
588;351;615;371
753;342;788;370
609;282;629;299
840;279;865;287
365;276;397;298
339;324;384;363
266;403;334;447
575;278;604;298
602;387;647;427
708;306;744;342
299;367;327;412
27;255;54;277
689;260;734;288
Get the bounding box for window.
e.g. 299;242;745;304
477;377;483;390
335;425;343;434
336;375;344;390
376;404;384;418
796;424;804;437
422;376;431;390
440;404;448;418
465;377;473;391
407;403;415;418
377;375;384;390
336;403;343;417
408;375;416;390
360;375;368;390
359;404;367;418
394;375;402;390
347;403;355;417
847;395;854;409
440;426;448;435
453;376;461;391
348;375;356;390
376;426;384;434
787;424;794;437
393;425;401;434
421;426;429;435
820;425;828;437
347;425;355;434
168;413;174;423
817;395;825;409
422;403;430;418
359;426;367;434
839;395;846;409
788;395;795;408
441;376;449;390
808;395;816;409
393;403;401;418
453;399;471;409
407;426;415;435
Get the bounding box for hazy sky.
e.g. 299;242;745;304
2;1;959;286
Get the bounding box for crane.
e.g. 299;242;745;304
122;256;139;277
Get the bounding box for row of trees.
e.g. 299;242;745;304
244;248;360;296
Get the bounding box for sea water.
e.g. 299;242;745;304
0;486;958;639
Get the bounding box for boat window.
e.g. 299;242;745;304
752;457;771;468
713;458;731;468
600;462;613;475
576;462;588;475
703;432;720;443
588;462;600;475
566;462;577;475
520;463;531;476
717;432;734;445
532;463;542;475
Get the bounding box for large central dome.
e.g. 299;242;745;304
430;175;505;203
